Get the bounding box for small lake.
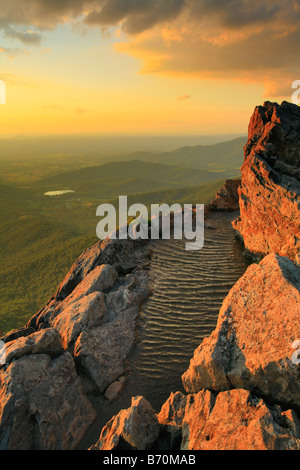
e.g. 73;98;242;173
44;190;75;196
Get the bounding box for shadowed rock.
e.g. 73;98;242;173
104;376;127;402
0;350;96;450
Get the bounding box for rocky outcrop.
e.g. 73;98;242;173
90;396;160;450
182;253;300;409
233;101;300;263
92;251;300;451
0;235;152;449
0;328;96;450
179;389;300;450
91;387;300;451
206;179;241;212
91;102;300;451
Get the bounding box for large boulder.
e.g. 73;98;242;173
91;396;160;450
156;391;187;449
28;236;150;330
4;328;63;363
73;269;151;393
74;320;134;393
54;237;149;302
0;347;96;450
182;253;300;410
28;264;118;329
51;292;107;350
63;264;118;305
233;101;300;263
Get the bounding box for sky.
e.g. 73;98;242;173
0;0;298;136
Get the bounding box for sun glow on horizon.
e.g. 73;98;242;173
0;2;296;136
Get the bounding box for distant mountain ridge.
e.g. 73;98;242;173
0;134;246;160
125;136;245;173
0;136;245;185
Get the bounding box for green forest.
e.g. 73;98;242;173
0;136;243;334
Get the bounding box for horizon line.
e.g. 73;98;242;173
0;131;247;140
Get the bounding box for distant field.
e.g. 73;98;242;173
0;137;243;334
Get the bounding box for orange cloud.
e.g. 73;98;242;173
177;94;191;101
115;8;300;99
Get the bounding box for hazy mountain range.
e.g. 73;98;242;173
0;135;245;334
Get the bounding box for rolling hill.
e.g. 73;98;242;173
128;136;246;173
34;160;232;197
0;177;228;334
0;135;245;334
0;136;245;185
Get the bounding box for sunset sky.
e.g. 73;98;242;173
0;0;298;136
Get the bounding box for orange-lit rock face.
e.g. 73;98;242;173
180;389;300;450
157;391;186;427
182;253;300;410
233;101;300;263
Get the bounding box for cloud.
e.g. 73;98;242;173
1;0;299;36
187;0;281;29
115;1;300;98
84;0;186;34
177;94;191;101
0;0;186;37
0;46;30;59
1;0;300;97
0;0;88;46
4;27;43;45
0;1;86;29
